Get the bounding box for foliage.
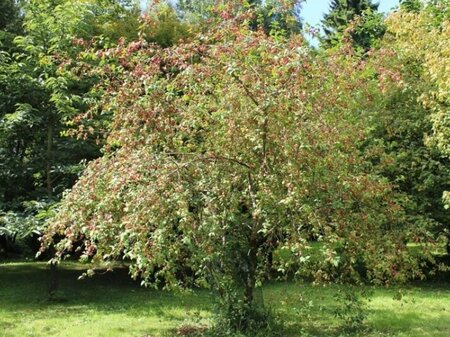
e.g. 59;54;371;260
400;0;423;12
0;0;21;31
176;0;303;37
0;0;142;253
333;286;370;331
379;0;450;250
40;2;437;332
362;61;450;249
176;0;217;22
0;200;56;239
251;0;303;37
141;1;193;48
383;1;449;156
0;0;100;202
321;0;385;51
0;0;23;53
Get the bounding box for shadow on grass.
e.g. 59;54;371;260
0;261;211;321
0;262;449;337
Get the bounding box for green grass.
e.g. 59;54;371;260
0;262;449;337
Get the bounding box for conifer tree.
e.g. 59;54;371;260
322;0;382;49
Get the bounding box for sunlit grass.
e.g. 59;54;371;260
0;262;449;337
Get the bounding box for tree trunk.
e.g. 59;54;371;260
0;235;8;258
446;235;450;257
244;237;258;308
47;261;59;300
46;125;53;198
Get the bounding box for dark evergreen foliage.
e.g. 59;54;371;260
321;0;383;49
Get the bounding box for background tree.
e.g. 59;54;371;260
321;0;385;51
176;0;216;22
345;0;450;258
399;0;423;12
176;0;303;37
141;1;193;48
362;60;450;255
0;0;23;53
0;0;142;253
251;0;303;36
377;0;450;252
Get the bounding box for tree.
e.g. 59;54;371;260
41;3;434;333
321;0;385;51
176;0;216;21
0;0;141;250
372;0;450;253
363;64;450;254
176;0;303;37
400;0;423;12
141;1;193;48
250;0;303;36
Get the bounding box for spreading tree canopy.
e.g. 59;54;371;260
40;2;437;331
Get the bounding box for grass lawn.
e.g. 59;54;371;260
0;262;449;337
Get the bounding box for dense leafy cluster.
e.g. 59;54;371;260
377;1;450;248
0;0;141;249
